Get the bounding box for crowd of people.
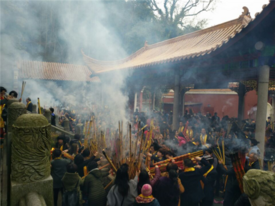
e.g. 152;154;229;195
1;86;275;206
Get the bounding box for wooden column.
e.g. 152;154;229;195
134;92;137;112
255;65;270;168
238;83;246;124
172;75;180;131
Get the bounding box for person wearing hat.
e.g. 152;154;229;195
83;161;110;206
55;135;69;151
26;97;32;112
244;152;260;172
51;149;71;206
249;138;260;157
134;184;160;206
179;157;211;206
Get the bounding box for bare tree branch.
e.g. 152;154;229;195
164;0;169;20
170;0;178;22
184;0;213;17
149;0;164;18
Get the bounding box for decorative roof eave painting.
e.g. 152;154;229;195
83;1;274;75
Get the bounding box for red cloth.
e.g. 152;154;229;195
178;136;186;146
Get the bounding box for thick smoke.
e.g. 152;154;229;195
0;1;133;125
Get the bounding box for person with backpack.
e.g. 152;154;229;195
62;163;83;206
83;161;110;206
107;164;138;206
51;149;71;206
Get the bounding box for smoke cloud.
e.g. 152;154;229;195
0;1;135;125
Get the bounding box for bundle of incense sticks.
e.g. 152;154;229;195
230;153;245;193
153;150;203;166
213;142;226;167
20;81;26;100
37;98;42;114
150;160;184;173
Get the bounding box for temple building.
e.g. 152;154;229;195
81;2;275;163
6;1;274;164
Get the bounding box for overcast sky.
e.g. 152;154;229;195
198;0;270;27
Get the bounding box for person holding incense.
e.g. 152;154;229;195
137;165;160;195
55;135;69;151
244;152;260;172
0;90;19;122
153;164;181;206
150;148;167;163
61;163;83;206
50;107;56;126
74;149;99;177
51;149;71;206
217;159;241;206
107;164;138;206
179;157;211;206
201;157;217;206
177;121;184;133
0;87;7;139
83;161;110;206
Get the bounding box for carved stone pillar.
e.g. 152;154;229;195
76;123;83;135
255;65;270;168
172;75;180;131
134;92;138;112
32;104;37;113
44;109;51;123
7;101;26;205
10;114;53;206
238;83;246;123
139;90;143;112
64;118;70;131
55;114;59;126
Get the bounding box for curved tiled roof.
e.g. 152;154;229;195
83;1;274;75
18;61;100;82
83;7;253;74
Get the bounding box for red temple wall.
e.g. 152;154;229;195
184;90;258;119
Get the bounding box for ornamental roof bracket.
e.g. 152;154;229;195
239;6;251;18
144;41;148;49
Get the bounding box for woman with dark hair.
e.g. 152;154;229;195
74;150;99;177
153;166;181;206
107;164;138;206
137;165;160;195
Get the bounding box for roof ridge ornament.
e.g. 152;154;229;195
144;41;148;49
239;6;251;18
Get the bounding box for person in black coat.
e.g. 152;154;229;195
179;157;211;206
244;152;260;172
55;135;69;151
201;158;217;206
218;160;241;206
50;107;56;126
26;97;33;112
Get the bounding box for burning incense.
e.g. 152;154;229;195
99;163;110;170
20;81;26;100
129;124;132;161
102;150;117;172
37;98;41;114
222;140;225;163
104;179;114;190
